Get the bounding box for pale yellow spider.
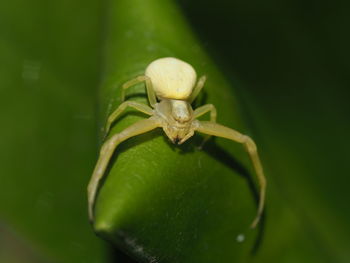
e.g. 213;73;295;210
88;57;266;228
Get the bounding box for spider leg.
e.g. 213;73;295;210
194;104;217;121
193;104;217;147
88;117;160;222
104;101;154;138
121;75;157;107
189;75;206;103
195;121;266;229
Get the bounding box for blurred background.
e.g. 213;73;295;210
0;0;349;262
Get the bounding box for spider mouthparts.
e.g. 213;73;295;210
174;137;180;144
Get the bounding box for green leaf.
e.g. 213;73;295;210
93;0;262;262
2;0;349;262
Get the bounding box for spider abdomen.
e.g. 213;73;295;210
145;57;197;100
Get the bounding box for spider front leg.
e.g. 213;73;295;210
88;117;160;222
193;104;217;147
195;121;266;228
104;101;154;138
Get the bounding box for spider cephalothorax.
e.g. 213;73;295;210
154;99;195;144
88;57;266;229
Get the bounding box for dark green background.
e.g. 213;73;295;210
1;0;349;262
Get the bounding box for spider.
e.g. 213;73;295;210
88;57;266;228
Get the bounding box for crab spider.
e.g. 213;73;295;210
88;57;266;229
